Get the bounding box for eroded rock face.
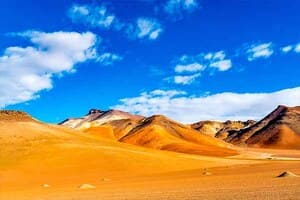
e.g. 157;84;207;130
226;106;300;149
59;109;144;129
191;120;256;139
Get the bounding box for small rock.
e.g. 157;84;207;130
41;184;50;188
276;171;299;178
102;178;111;181
202;171;212;176
79;183;96;189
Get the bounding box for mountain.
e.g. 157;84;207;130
191;120;256;139
59;109;144;130
119;115;237;156
60;110;238;157
226;105;300;149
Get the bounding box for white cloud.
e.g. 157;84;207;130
175;62;205;73
210;59;232;71
68;4;118;29
170;51;232;85
164;0;199;17
294;43;300;53
112;87;300;123
150;89;186;97
174;73;201;85
0;31;98;108
212;51;226;60
281;45;293;53
247;43;274;61
96;53;123;66
128;18;163;40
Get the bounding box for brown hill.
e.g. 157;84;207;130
226;105;300;149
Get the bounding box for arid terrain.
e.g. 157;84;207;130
1;106;300;200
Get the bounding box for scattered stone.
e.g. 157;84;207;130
202;171;212;176
41;184;50;188
276;171;299;178
79;183;96;189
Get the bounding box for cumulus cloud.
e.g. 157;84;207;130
68;4;119;29
210;59;232;71
164;0;199;19
127;18;163;40
171;50;232;85
247;43;274;61
174;73;201;85
112;87;300;123
0;31;98;108
294;43;300;53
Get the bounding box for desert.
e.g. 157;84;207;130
1;1;300;199
1;106;300;200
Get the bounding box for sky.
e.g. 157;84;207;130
1;0;300;123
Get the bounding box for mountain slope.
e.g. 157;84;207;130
119;115;237;156
226;105;300;149
60;111;238;156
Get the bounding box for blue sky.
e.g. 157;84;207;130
1;0;300;123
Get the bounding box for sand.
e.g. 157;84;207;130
1;117;300;200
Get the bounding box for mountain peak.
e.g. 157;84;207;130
88;109;103;115
0;110;34;121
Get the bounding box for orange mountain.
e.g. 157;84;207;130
61;110;238;157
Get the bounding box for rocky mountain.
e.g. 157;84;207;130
59;109;144;129
226;105;300;149
60;105;300;151
119;115;237;156
191;120;256;139
60;110;237;156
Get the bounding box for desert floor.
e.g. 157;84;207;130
1;121;300;200
2;149;300;200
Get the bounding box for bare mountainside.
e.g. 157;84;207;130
60;110;237;156
60;106;300;151
226;105;300;149
191;120;256;139
59;109;144;129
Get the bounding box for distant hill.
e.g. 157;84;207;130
191;120;255;139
